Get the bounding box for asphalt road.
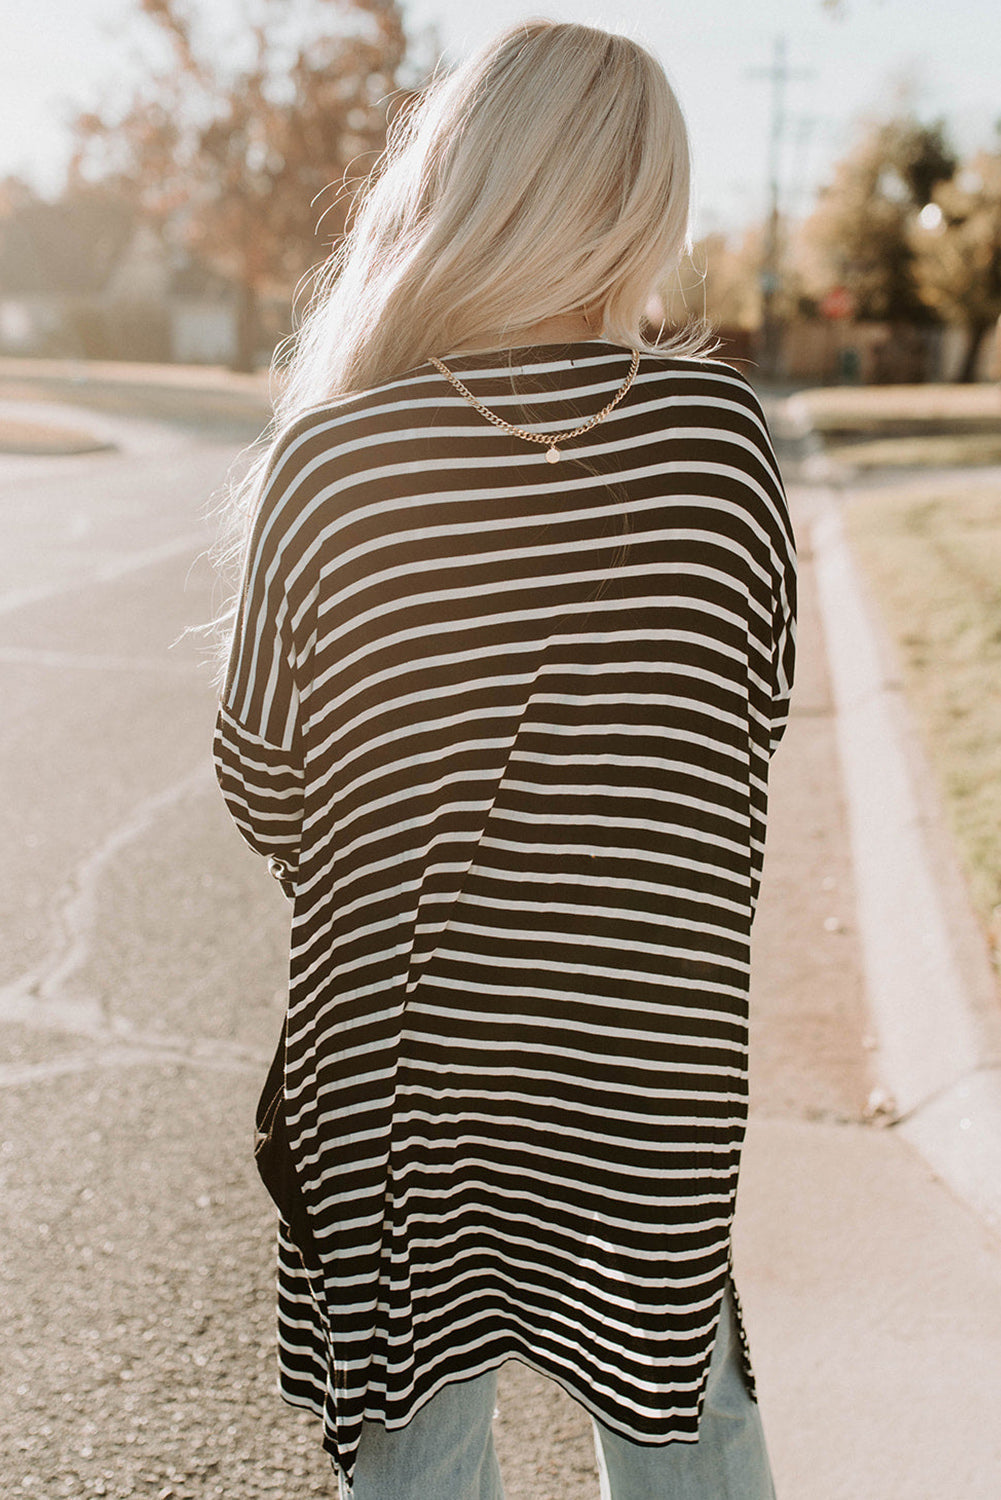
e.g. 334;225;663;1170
2;404;996;1499
0;420;345;1499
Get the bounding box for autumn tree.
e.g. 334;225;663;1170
798;114;956;324
681;232;760;333
69;0;428;371
912;143;1001;381
656;228;778;343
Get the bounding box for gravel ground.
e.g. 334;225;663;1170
1;1059;339;1499
0;777;601;1499
0;1032;599;1500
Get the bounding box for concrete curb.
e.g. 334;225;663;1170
805;470;1001;1231
0;397;190;462
0;411;114;456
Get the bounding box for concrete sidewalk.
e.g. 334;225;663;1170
727;466;1001;1499
737;1112;1001;1498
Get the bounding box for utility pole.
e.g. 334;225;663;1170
749;38;810;379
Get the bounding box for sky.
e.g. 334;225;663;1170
1;0;999;235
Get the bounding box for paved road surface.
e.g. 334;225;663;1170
1;407;998;1499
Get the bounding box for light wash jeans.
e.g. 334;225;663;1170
340;1284;776;1500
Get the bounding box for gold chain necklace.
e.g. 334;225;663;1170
429;348;641;464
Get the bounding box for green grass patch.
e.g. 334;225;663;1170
845;477;1001;963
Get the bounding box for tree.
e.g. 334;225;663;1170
670;228;783;334
797;114;956;324
69;0;428;371
912;145;1001;381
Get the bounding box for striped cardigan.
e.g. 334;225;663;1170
214;340;796;1484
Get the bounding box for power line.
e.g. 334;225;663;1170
748;37;812;376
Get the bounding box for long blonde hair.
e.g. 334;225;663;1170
211;20;711;675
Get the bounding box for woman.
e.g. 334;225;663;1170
214;19;794;1500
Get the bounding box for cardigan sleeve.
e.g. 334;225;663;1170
213;705;303;894
729;370;797;757
768;553;797;755
213;425;315;893
762;421;797;757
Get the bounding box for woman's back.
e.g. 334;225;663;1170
215;339;795;1480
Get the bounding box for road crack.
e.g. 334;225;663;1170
1;764;211;1035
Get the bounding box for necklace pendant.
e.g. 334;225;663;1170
545;445;561;464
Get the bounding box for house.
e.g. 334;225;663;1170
0;188;284;367
0;188;137;356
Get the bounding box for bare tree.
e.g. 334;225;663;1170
69;0;428;371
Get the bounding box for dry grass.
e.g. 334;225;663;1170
830;433;1001;470
798;380;1001;478
845;475;1001;960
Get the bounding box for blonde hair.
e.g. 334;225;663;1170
284;19;701;400
210;20;711;675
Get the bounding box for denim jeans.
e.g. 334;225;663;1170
340;1284;776;1500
